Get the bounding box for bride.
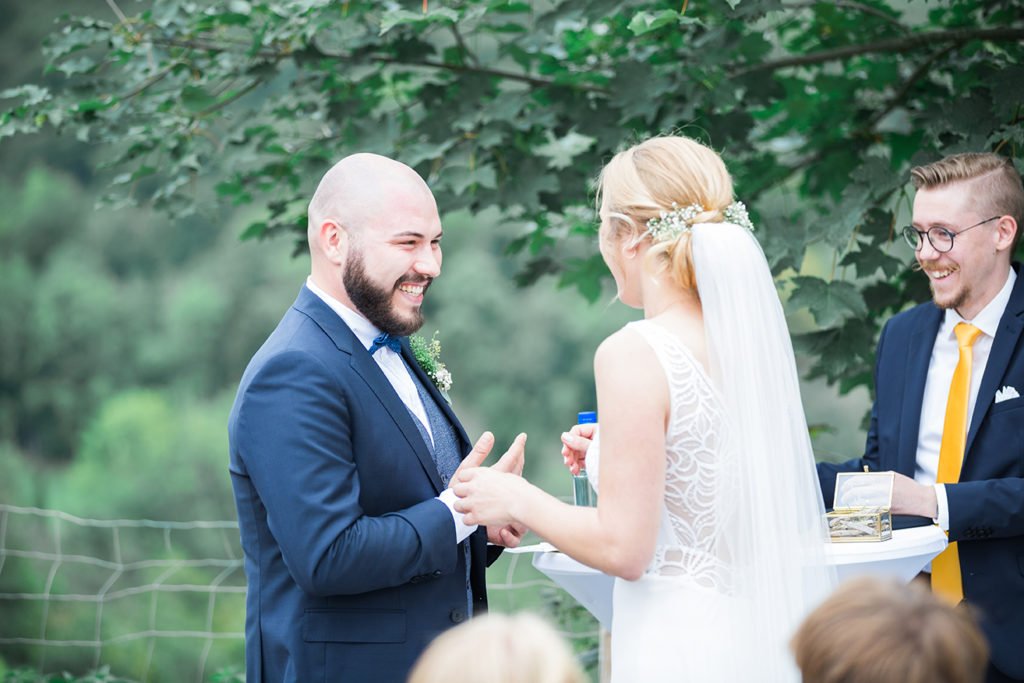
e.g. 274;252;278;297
453;135;836;681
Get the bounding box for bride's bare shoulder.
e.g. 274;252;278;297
594;326;659;378
594;326;668;412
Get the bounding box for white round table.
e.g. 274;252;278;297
532;549;616;629
825;524;947;582
531;525;947;630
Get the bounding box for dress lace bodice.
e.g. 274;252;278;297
588;320;731;588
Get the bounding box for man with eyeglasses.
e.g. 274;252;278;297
819;152;1024;683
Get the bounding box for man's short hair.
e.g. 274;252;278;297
911;152;1024;253
792;577;988;683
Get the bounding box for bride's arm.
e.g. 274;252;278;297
456;329;669;580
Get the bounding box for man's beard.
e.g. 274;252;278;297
932;283;968;311
344;250;428;337
928;273;969;311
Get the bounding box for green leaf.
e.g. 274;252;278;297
180;85;217;113
490;1;533;13
839;244;907;279
793;317;876;391
627;10;680;36
0;84;51;106
558;254;608;303
990;65;1024;121
402;138;457;167
789;276;868;328
380;8;459;36
73;97;115;113
439;164;498;195
240;221;266;241
862;280;904;312
534;130;596;170
110;165;156;186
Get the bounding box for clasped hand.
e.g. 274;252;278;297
451;431;528;548
454;421;599;532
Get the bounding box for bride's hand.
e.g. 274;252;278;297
560;422;596;475
453;467;529;528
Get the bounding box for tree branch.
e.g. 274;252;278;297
105;0;130;26
450;24;479;67
370;54;607;92
781;0;907;31
197;79;261;117
118;62;179;102
731;26;1024;76
148;36;605;93
745;42;977;203
867;44;957;129
746;148;826;202
150;36;282;59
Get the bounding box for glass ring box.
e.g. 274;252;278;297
827;472;893;542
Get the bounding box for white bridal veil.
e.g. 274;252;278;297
692;221;837;678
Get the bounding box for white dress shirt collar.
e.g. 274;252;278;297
306;276;380;351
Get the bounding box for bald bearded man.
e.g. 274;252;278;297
228;154;526;683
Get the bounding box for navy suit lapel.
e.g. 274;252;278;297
348;353;446;492
964;266;1024;458
292;286;445;493
898;307;943;475
400;342;470;455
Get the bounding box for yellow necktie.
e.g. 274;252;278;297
931;322;982;604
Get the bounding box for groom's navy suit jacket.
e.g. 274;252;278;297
228;286;492;683
818;265;1024;680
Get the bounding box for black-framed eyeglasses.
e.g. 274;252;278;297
901;216;1000;253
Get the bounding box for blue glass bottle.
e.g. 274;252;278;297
572;411;597;507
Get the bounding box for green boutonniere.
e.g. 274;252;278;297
410;331;453;400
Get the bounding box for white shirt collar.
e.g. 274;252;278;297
306;276;381;351
942;268;1017;339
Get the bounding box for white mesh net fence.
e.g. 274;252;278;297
0;504;597;682
0;504;246;682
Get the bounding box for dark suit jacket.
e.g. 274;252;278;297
228;286;492;682
819;265;1024;680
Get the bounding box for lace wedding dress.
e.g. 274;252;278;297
589;319;740;681
587;223;835;682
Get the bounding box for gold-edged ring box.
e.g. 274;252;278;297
826;472;893;542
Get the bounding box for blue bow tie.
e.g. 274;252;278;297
369;333;402;355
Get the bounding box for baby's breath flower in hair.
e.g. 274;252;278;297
723;201;754;232
643;200;755;243
645;203;703;242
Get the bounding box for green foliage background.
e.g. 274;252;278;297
1;0;1022;680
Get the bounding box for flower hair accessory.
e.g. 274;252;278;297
410;330;453;401
723;201;753;232
644;200;755;242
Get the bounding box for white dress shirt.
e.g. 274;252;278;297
306;277;476;542
915;269;1017;530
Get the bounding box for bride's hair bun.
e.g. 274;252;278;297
597;135;734;292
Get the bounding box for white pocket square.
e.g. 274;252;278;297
995;385;1020;404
